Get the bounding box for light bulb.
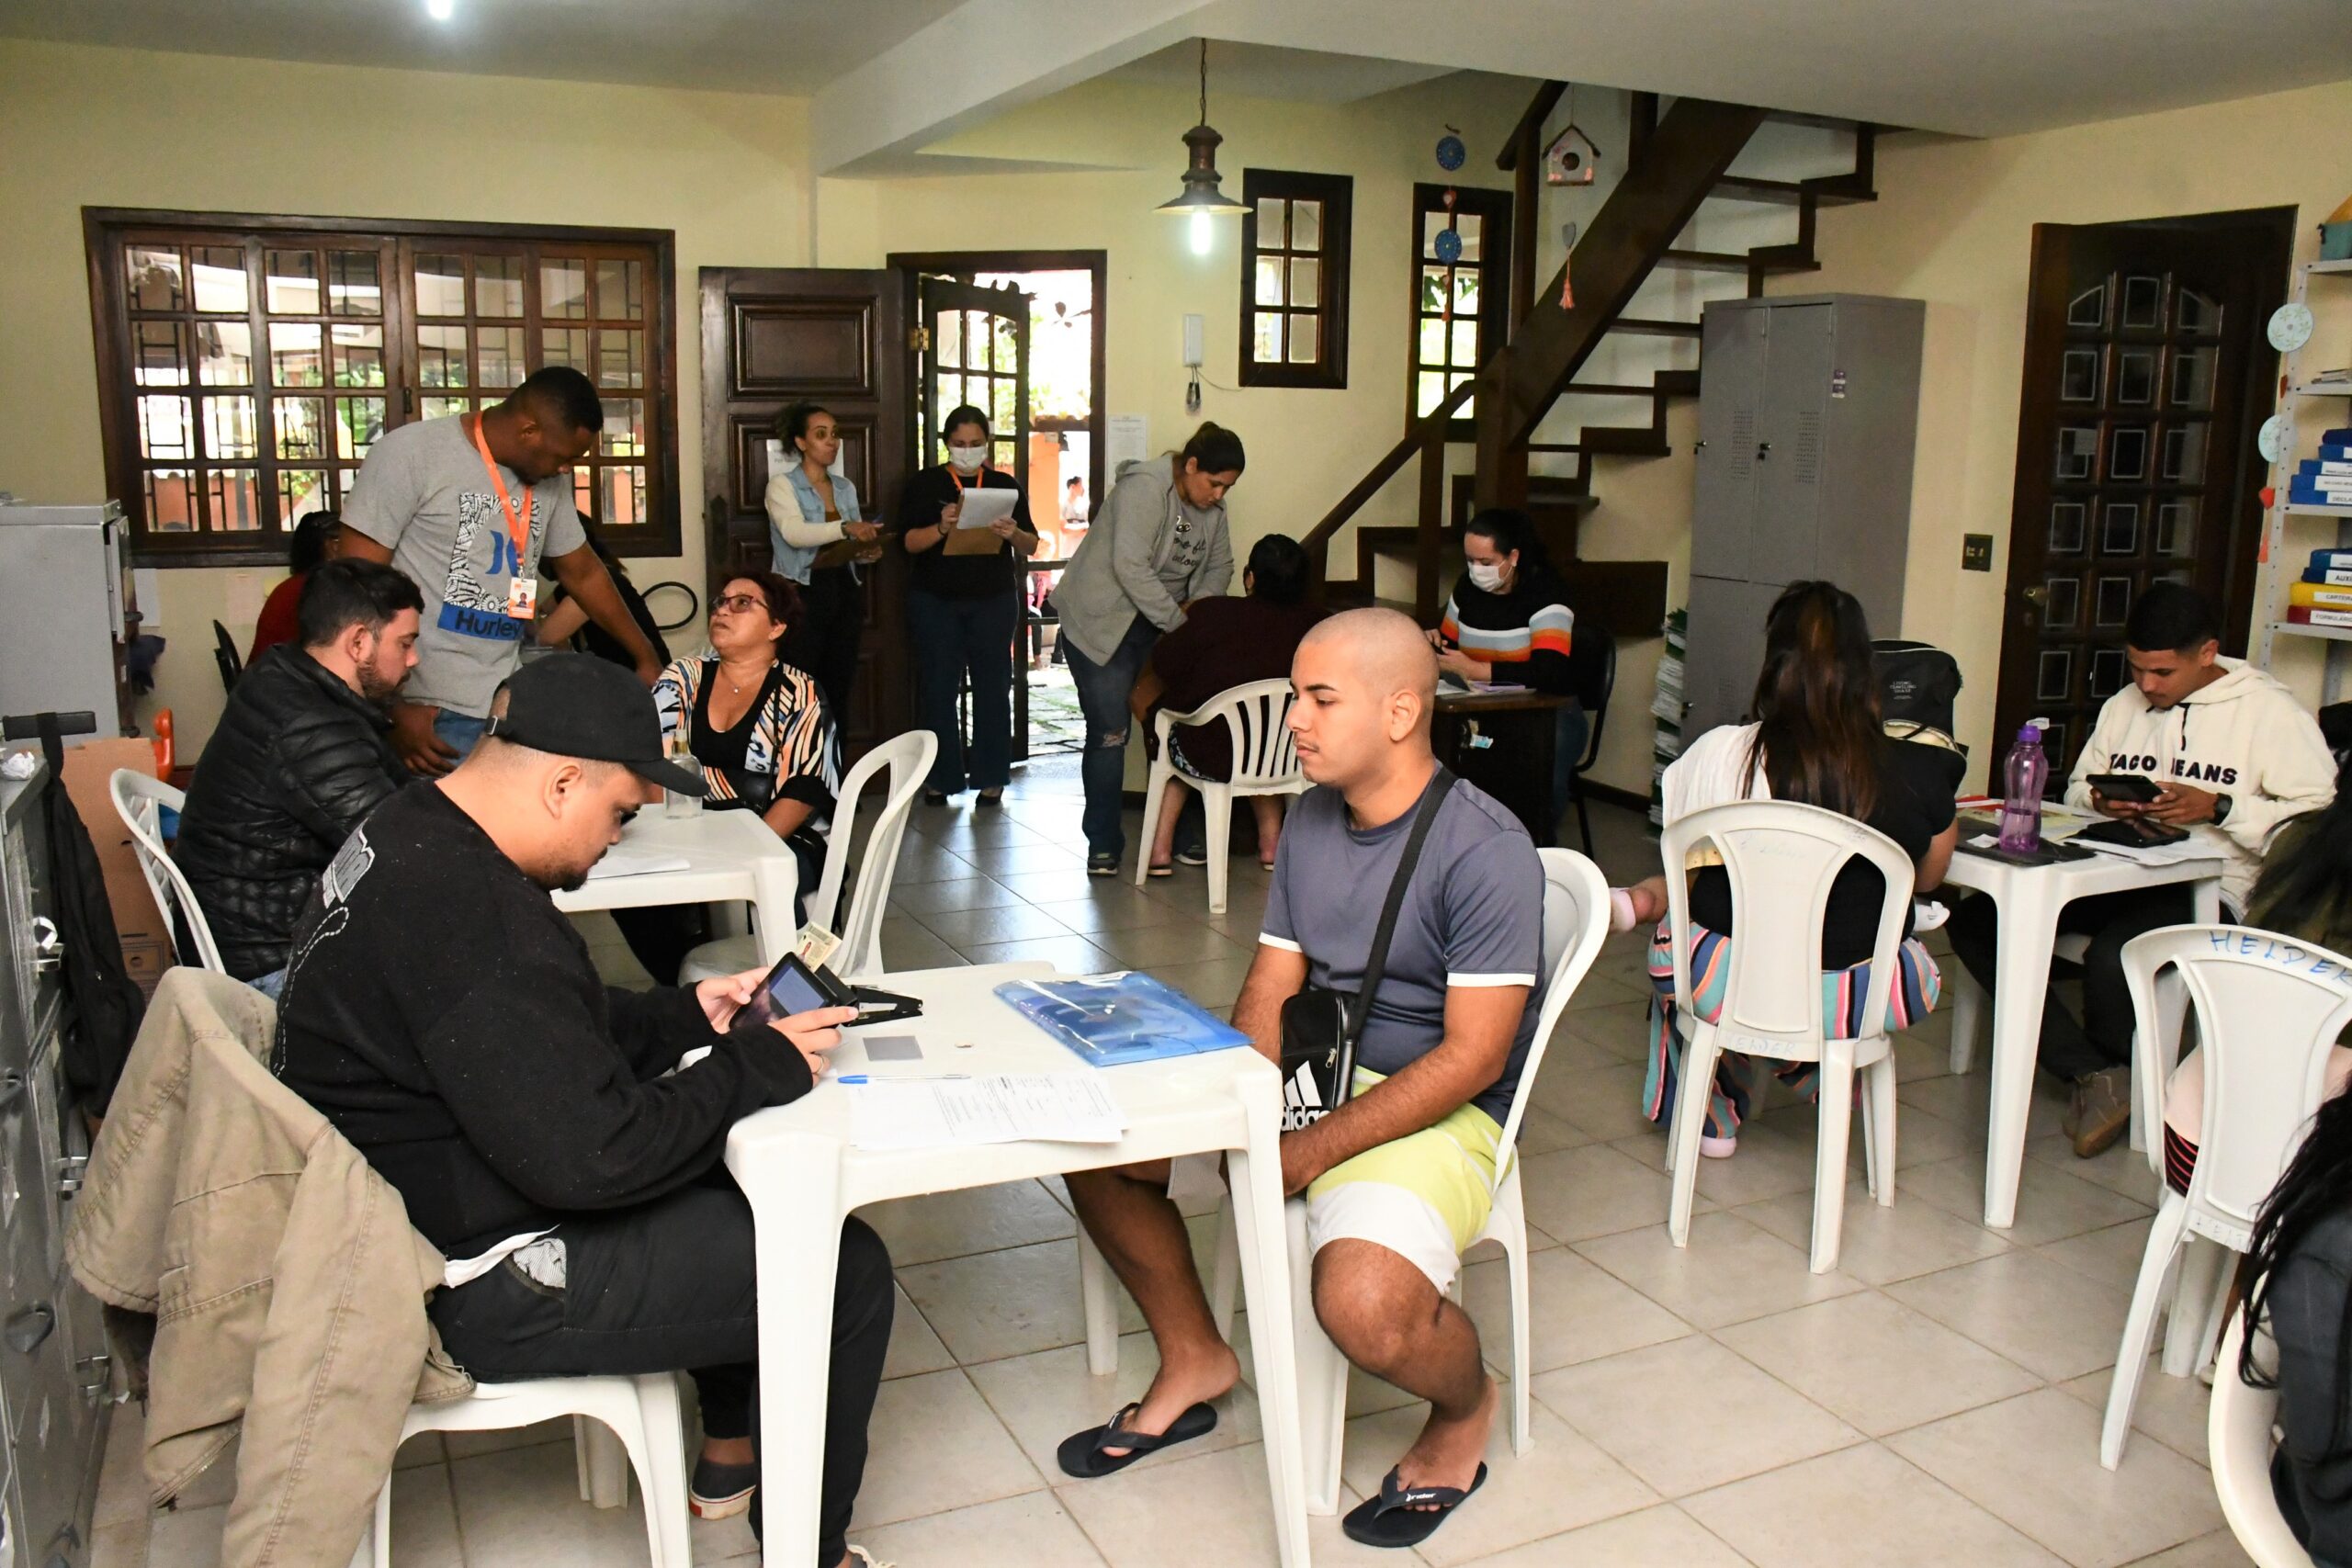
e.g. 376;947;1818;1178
425;0;455;19
1189;210;1212;256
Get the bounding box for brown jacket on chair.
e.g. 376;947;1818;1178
64;969;469;1568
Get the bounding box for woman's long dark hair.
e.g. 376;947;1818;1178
1744;580;1882;818
2241;1088;2352;1497
1463;508;1554;580
288;511;342;573
2248;754;2352;942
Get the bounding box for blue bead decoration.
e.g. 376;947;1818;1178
1435;133;1466;172
1433;228;1463;264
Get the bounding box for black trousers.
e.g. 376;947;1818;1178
796;565;866;725
429;1179;892;1567
1943;885;2201;1082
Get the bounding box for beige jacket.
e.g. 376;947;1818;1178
65;970;469;1568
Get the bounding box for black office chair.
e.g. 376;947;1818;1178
1565;630;1617;855
211;620;243;694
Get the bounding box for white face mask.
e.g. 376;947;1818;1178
1466;560;1506;593
947;443;988;473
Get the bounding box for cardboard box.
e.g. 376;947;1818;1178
58;739;173;1000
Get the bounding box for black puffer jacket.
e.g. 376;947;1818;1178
176;646;408;979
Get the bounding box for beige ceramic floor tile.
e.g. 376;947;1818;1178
2037;1216;2159;1294
1517;1142;1702;1244
448;1440;659;1568
443;1415;572;1461
857;1489;1109;1567
1887;1249;2134;1382
1885;1388;2226;1568
848;1367;1047;1529
1556;970;1648;1015
1681;1443;2064;1568
1715;1291;2041;1437
1029;891;1195;934
1901;1150;2152;1247
1561;998;1657;1061
961;931;1124;974
88;1517;150;1568
2121;1531;2256;1566
2028;1133;2165;1205
378;1459;465;1568
1572;1210;1864;1330
881;1281;957;1380
1091;921;1253;968
1338;1402;1659;1566
1733;1181;2012;1286
965;1329;1261;1480
95;1408;153;1525
1452;1502;1752;1567
1146;953;1261;1009
1508;1105;1597;1156
1055;1440;1396;1568
1676;1122;1840;1208
144;1501;230;1568
1534;1061;1667;1145
2057;1353;2218;1468
858;1179;1078;1267
897;1237;1095;1364
915;900;1080;948
1458;1247;1692;1374
1531;1337;1860;1498
889;875;1022;915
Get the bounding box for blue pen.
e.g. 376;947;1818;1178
837;1073;971;1084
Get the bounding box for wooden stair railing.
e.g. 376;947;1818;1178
1300;376;1474;609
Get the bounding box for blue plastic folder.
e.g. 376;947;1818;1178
995;972;1250;1066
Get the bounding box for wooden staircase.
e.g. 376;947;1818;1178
1307;88;1878;638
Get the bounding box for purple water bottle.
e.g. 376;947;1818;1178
1997;723;2049;852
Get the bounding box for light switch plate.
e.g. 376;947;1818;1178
1962;534;1994;572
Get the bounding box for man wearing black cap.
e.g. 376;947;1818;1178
273;654;893;1566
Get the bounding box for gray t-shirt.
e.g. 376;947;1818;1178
1261;773;1545;1124
342;416;585;717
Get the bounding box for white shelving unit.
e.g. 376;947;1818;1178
2256;255;2352;701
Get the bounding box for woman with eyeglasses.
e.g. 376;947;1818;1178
897;404;1041;807
613;572;841;985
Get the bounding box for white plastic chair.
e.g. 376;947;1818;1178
2098;925;2352;1469
1134;679;1308;914
1660;800;1914;1274
2210;1312;2318;1568
679;729;935;985
107;768;227;973
363;1374;692;1568
1079;847;1611;1514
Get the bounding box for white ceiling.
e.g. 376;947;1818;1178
1105;39;1459;106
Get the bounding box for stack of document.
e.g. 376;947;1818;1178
585;851;692;880
846;1074;1128;1150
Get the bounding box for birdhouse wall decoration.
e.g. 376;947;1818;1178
1545;123;1600;186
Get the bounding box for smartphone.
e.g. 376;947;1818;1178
2086;773;2163;804
736;951;856;1030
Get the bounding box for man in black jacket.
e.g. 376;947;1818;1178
177;558;422;992
271;654;892;1565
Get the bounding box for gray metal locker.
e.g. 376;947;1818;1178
1682;294;1926;737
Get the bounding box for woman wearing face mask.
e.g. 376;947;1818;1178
1050;421;1242;876
897;406;1041;807
1430;508;1587;832
766;400;885;722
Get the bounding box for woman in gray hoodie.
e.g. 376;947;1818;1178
1050;422;1243;873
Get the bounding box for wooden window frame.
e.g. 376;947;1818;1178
1408;183;1513;435
85;208;681;567
1238;170;1351;390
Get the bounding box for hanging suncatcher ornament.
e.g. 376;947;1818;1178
1559;220;1579;309
1433;187;1464;264
1434;124;1466;172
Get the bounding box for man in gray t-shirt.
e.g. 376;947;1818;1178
342;367;660;775
1057;609;1544;1552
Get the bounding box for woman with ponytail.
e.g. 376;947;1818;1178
1633;581;1960;1156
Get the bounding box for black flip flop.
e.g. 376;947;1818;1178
1056;1400;1217;1479
1340;1461;1488;1549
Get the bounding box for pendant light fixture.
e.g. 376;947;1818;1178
1158;39;1247;254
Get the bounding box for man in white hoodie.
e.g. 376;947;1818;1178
1947;583;2335;1156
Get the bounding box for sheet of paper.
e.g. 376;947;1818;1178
2072;837;2205;866
847;1074;1127;1151
584;851;692;881
953;488;1018;529
1108;413;1148;472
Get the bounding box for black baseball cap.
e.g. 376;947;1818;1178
481;653;706;796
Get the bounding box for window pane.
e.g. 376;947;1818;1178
2096;575;2132;626
542;258;588;321
1253;312;1283;364
207;469;263;531
601;399;646;457
934;315;960;369
594;259;644;320
2037;649;2073;703
192;246;248;313
414;254;466;317
2044;576;2080;628
2169;346;2218;411
1256;197;1285;249
269;322;322;387
1291;199;1320;251
543;327;588;372
1454;212;1482;263
2049;501;2086;554
143;469;195;531
2116;349;2155;406
198;321;254;386
990;375;1015;434
2066;282;2107;329
2089;646;2127;694
2121;276;2162;329
138;395;194;460
2060;347;2100;402
1453;269;1480;314
421;396;469;423
474;254;524;318
134;321;188;386
277;468;330;523
126;246;185;311
328;251;381;317
331;323;385;388
275;396;329;461
204;395;259;460
1288;256;1319;308
418;324;469;387
2161;423;2208;484
479;325;526;389
1419;317;1446;367
336;397;387;459
1451;319;1478;368
595;328;642;389
2099;502;2138;555
266;250;320;315
1287;312;1318;364
597;466;648;528
1422;212;1450;261
2156;499;2199;557
1421;266;1448;312
2108;425;2149;481
1416;370;1447;417
1255;257;1285;308
2054;426;2097;481
2175;287;2221;336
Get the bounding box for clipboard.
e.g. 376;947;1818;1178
812;530;888;570
944;486;1018;556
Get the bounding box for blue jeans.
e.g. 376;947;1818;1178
1553;702;1589;831
248;967;288;1001
434;710;488;761
909;586;1018;794
1065;615;1161;859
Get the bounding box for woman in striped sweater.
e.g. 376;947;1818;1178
1430;508;1584;831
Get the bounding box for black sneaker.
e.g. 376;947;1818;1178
690;1454;757;1519
1174;846;1209;866
1087;852;1120;877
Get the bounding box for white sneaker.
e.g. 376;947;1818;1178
1698;1134;1738;1159
1609;888;1640;932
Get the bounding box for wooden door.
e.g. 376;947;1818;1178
1994;212;2292;788
699;266;910;755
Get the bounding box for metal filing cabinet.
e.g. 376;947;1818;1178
0;755;114;1568
1682;295;1927;736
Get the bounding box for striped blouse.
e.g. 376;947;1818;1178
1439;569;1576;694
650;655;840;818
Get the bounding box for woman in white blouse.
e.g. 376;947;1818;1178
765;400;883;720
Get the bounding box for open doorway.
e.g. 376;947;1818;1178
892;249;1105;763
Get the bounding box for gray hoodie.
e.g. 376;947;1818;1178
1050;455;1233;664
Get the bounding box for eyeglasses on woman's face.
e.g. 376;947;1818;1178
713;592;766;616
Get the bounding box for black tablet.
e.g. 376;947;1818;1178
2086;773;2163;804
736;951;858;1029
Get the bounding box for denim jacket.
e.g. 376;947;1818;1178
764;464;863;585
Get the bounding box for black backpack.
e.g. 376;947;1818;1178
1871;639;1967;794
22;716;148;1114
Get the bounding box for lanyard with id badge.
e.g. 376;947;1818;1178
469;413;539;620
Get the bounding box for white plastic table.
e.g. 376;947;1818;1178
550;807;799;963
1939;842;2222;1229
725;963;1311;1568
